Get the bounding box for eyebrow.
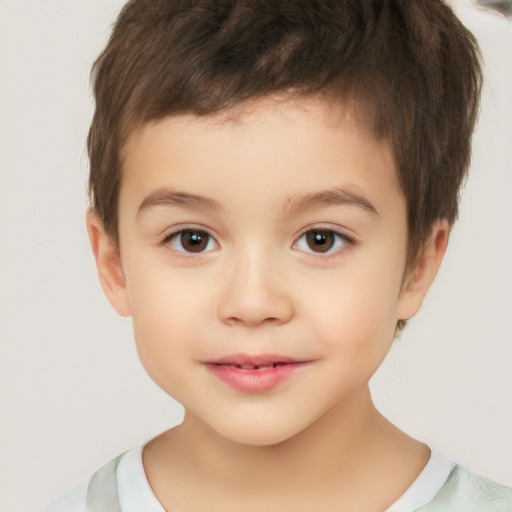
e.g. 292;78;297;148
137;187;222;216
280;187;379;218
137;185;378;218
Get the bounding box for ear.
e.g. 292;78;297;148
397;219;450;321
86;211;131;317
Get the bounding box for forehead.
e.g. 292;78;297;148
119;96;401;218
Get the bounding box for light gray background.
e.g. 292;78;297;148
0;1;511;511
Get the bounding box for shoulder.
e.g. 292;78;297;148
42;453;124;512
42;476;89;512
420;464;512;512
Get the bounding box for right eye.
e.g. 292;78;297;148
293;228;352;256
164;229;218;254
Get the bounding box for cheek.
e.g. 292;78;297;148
125;264;212;390
311;268;401;360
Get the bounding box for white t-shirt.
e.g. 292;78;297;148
43;445;512;512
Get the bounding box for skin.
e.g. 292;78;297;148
88;97;449;512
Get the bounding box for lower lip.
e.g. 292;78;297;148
206;362;308;393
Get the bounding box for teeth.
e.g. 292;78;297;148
239;363;276;370
215;362;289;369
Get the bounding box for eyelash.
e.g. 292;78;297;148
293;227;355;261
161;226;355;260
162;228;218;257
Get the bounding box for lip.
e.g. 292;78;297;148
204;354;310;393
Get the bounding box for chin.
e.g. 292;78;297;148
211;414;308;447
220;429;297;447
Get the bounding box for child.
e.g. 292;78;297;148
44;0;512;511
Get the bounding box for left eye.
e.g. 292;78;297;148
293;229;349;255
165;229;218;254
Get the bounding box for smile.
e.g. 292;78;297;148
216;362;288;370
204;354;310;393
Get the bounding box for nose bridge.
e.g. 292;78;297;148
217;243;294;327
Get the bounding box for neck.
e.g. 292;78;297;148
182;385;376;480
144;386;429;512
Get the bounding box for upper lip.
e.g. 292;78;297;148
205;354;305;369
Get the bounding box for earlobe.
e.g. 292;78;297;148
86;211;131;317
397;220;450;321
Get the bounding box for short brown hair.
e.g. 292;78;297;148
88;0;482;265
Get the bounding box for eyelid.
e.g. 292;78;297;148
292;225;356;259
162;225;220;255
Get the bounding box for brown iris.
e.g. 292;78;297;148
305;230;335;253
179;230;209;253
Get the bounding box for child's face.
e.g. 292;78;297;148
90;98;444;446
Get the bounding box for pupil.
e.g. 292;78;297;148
181;230;208;252
306;230;334;253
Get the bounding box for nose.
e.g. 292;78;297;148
217;252;295;327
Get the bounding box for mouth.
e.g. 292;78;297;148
206;354;301;366
204;355;309;393
212;361;292;370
